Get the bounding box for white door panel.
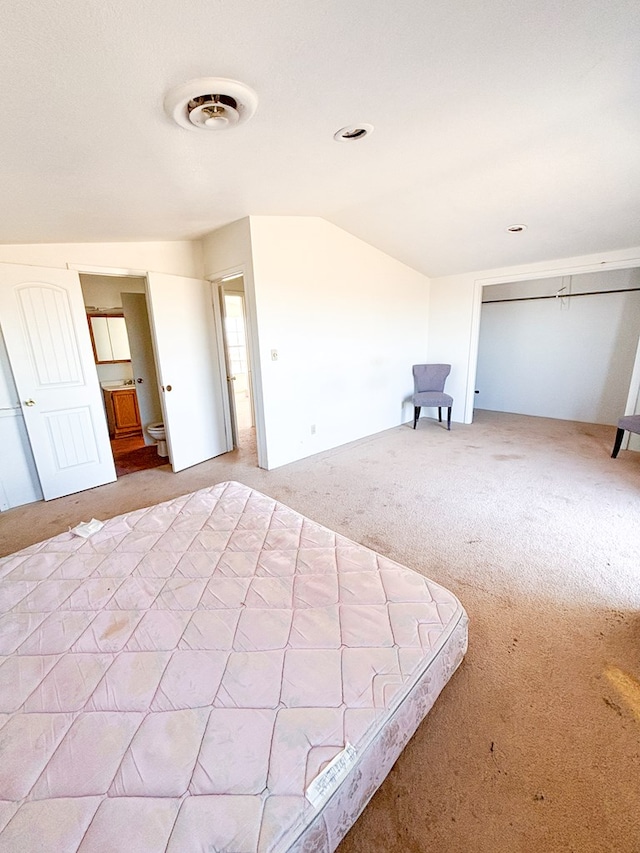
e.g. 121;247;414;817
146;273;229;472
0;263;116;500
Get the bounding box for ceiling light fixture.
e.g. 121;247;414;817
187;94;240;130
164;78;258;131
506;224;527;233
334;124;374;142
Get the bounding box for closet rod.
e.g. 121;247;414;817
482;287;640;305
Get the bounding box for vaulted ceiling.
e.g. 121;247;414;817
2;0;638;276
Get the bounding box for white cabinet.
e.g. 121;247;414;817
89;315;131;363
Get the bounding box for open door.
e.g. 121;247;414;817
121;292;162;445
0;263;116;500
146;272;230;472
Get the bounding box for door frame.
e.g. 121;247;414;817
211;278;236;452
74;263;234;471
75;266;155;468
210;267;266;468
71;264;192;469
217;284;239;449
72;265;168;470
70;261;268;469
216;278;255;449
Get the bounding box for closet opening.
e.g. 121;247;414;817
474;267;640;443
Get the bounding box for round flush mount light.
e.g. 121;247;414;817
164;78;258;131
506;224;527;233
186;94;240;130
333;123;374;142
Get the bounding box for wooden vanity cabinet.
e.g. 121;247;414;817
103;387;141;438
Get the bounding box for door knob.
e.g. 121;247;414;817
166;385;172;392
23;399;36;407
137;378;143;383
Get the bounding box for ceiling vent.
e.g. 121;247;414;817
164;78;258;131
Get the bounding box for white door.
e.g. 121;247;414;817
121;292;162;445
0;263;116;500
146;272;230;472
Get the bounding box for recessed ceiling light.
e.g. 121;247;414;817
333;124;374;142
506;224;527;233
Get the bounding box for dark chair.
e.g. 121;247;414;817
611;414;640;458
412;364;453;430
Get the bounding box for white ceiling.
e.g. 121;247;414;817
2;0;639;277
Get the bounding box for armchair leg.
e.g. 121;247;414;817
438;407;442;423
611;427;625;458
413;407;420;429
447;407;452;431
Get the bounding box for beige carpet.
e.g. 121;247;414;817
1;411;639;852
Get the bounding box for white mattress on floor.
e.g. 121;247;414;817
0;481;468;852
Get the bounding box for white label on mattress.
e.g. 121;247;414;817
305;743;358;809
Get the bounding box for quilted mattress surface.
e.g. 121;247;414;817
0;481;467;852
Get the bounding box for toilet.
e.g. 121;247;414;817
147;422;168;457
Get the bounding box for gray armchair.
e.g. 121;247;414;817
412;364;453;430
611;414;640;458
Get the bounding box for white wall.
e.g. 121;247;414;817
248;216;430;469
0;240;203;278
80;274;146;310
476;269;640;424
202;219;254;281
428;245;640;425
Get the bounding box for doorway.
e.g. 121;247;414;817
79;273;166;477
218;275;256;452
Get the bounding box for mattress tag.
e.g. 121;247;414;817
305;743;358;809
70;518;105;538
